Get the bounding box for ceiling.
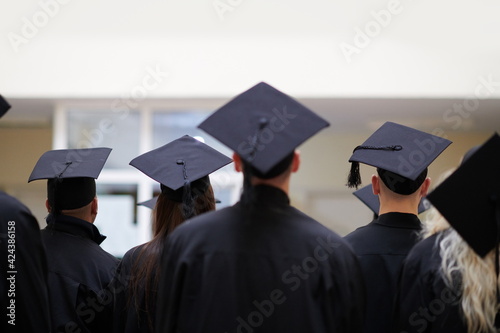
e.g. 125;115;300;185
2;97;498;133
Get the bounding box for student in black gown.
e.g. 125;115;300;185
0;95;51;333
155;82;366;333
28;147;119;333
344;122;451;333
110;135;231;333
0;191;51;333
393;133;500;333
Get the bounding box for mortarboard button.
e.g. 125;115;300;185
198;82;329;175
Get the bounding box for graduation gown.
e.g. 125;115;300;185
156;185;365;333
344;212;422;333
41;213;119;333
112;244;158;333
0;191;51;333
392;232;465;333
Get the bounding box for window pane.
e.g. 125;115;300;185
152;111;231;156
67;110;140;169
95;183;140;258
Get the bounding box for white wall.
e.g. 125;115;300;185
1;0;500;98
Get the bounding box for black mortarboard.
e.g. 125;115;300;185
427;133;500;258
0;95;11;118
28;148;111;212
198;82;330;176
138;197;158;209
353;184;430;216
461;145;480;165
347;122;451;194
137;196;221;210
129;135;231;218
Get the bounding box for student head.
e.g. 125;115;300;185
29;147;111;222
130;135;232;237
372;168;431;215
233;150;300;195
45;177;99;222
198;82;329;202
346;121;451;215
152;176;216;238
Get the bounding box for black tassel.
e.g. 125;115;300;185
177;159;195;220
240;165;254;207
347;161;362;189
181;180;194;220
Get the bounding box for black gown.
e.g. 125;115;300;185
41;213;120;333
155;185;365;333
344;212;422;333
0;191;51;333
112;244;158;333
392;231;465;333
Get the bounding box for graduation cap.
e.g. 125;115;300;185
129;135;231;218
138;197;158;209
353;184;431;217
461;145;480;165
347;122;451;195
138;196;222;210
0;94;11;118
427;133;500;258
28;148;111;212
198;82;329;204
198;82;329;177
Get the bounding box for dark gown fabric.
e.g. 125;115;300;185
111;244;158;333
155;185;366;333
41;213;119;333
393;231;465;333
344;212;422;333
0;191;51;333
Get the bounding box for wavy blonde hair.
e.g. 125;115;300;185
422;170;500;333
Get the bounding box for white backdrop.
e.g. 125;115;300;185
1;0;499;98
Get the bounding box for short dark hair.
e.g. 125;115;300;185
377;168;427;195
47;177;96;213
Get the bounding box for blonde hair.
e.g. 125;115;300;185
422;170;500;333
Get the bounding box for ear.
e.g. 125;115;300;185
45;199;51;213
90;197;98;218
419;177;431;197
371;174;380;195
232;153;243;173
291;150;300;173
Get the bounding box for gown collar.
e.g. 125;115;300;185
244;184;290;207
45;213;107;245
374;212;421;229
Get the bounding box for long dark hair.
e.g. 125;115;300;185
128;184;216;331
